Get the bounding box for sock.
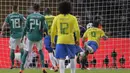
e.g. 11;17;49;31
10;49;15;67
59;59;65;73
20;49;24;60
87;45;94;53
49;53;56;67
54;57;59;66
39;50;44;68
70;59;76;73
20;51;28;70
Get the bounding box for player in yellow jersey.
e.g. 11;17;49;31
83;21;108;55
43;8;58;72
51;1;80;73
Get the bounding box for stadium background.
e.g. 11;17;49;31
0;0;130;68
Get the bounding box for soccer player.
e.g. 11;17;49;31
1;5;25;69
51;1;80;73
82;21;108;55
44;8;58;71
19;4;47;73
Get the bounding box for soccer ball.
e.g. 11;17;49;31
86;23;93;29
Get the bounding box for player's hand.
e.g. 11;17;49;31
75;41;79;46
51;43;55;48
0;32;4;37
20;38;23;43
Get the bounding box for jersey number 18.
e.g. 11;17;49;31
11;18;20;28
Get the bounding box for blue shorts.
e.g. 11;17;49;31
87;41;98;53
56;44;76;59
75;45;83;55
44;35;53;52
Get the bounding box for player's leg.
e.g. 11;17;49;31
36;40;47;73
20;38;33;73
67;45;76;73
9;37;17;69
17;38;24;60
44;35;58;71
84;41;98;54
56;44;68;73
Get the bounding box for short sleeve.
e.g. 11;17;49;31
100;30;105;37
83;30;88;38
5;15;10;24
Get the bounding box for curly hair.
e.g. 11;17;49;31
58;1;72;14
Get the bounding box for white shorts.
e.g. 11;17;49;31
25;38;43;51
9;37;23;50
15;53;21;61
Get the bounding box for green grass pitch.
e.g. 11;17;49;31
0;68;129;73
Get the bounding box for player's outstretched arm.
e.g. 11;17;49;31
1;22;8;35
102;35;108;40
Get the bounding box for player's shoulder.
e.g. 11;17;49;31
45;15;55;18
87;27;98;31
7;13;15;17
69;14;78;21
19;14;24;16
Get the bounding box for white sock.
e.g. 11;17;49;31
54;57;59;65
49;53;56;67
70;59;76;73
87;45;94;53
59;59;65;73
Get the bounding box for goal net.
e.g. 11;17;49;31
0;0;130;68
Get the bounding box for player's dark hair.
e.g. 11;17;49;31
33;4;40;11
58;1;72;14
12;5;18;12
44;8;52;15
93;21;100;27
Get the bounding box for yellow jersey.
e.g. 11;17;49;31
45;15;55;35
51;14;80;44
83;27;105;45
